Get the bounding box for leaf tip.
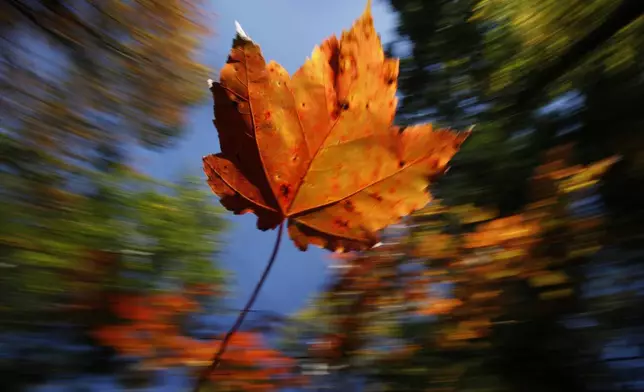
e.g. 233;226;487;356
234;20;252;41
207;78;214;88
365;0;373;14
457;125;475;146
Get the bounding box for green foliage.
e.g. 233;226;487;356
390;0;644;218
0;166;229;320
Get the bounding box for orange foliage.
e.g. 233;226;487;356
307;145;620;357
93;292;302;391
417;298;464;316
412;233;459;259
309;334;345;361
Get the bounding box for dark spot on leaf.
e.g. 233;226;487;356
370;193;383;202
280;184;291;198
333;218;349;228
340;101;350;111
399;160;406;168
365;103;370;109
344;201;355;212
292;154;298;162
301;102;306;108
386;77;395;85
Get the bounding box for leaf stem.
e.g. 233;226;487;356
192;221;284;392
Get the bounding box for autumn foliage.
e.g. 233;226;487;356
203;2;469;252
93;291;303;390
292;144;619;387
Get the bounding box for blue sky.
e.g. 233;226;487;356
137;0;398;316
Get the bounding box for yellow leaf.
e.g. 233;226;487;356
539;288;573;300
471;290;502;300
485;269;519;280
529;271;568;287
494;249;525;261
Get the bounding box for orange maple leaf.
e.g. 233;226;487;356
203;1;469;252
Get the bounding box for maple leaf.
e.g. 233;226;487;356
203;2;470;252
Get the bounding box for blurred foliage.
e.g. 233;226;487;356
389;0;644;225
93;292;304;392
280;0;644;391
284;149;626;391
0;171;228;296
0;0;239;390
1;0;211;153
0;169;233;390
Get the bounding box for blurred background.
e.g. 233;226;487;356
1;0;643;391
